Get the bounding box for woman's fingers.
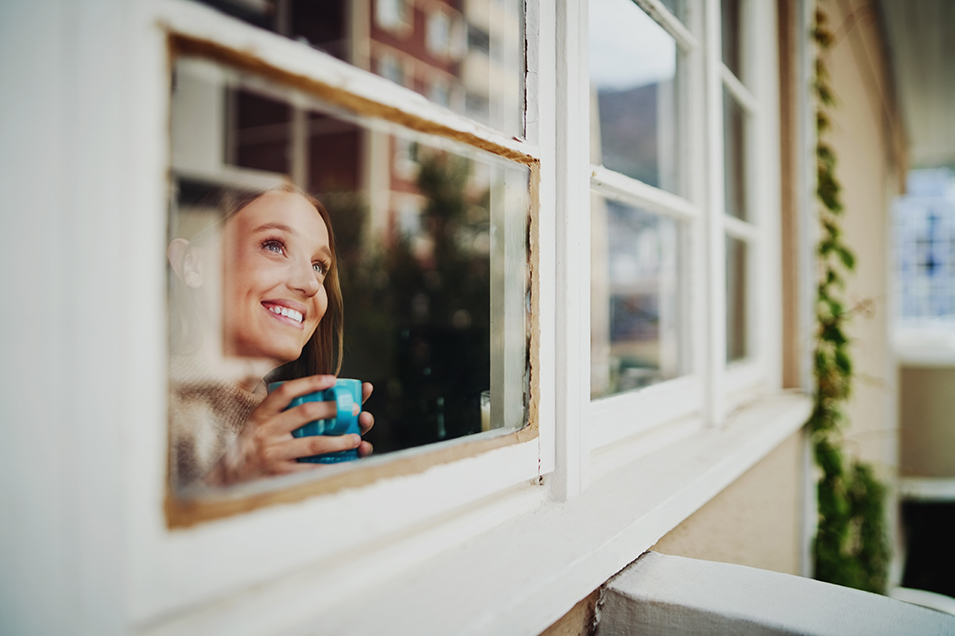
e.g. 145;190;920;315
258;375;336;416
278;433;362;461
358;411;374;435
273;399;339;434
361;382;373;404
358;440;374;457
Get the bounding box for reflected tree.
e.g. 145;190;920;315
334;151;491;453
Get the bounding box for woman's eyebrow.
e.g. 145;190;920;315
252;222;294;235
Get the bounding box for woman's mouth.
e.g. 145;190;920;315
263;302;305;326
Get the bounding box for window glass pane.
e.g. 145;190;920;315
721;0;742;80
592;195;684;399
723;88;748;220
192;0;525;137
589;0;682;194
169;56;529;496
725;235;748;362
894;169;955;322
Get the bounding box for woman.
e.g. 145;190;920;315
167;183;374;491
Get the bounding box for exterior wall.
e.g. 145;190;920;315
823;0;904;478
650;430;803;575
899;367;955;478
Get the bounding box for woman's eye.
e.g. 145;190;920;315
313;262;328;276
262;240;285;255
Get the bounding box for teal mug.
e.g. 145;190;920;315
267;378;363;463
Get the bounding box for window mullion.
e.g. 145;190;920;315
590;165;700;222
720;65;759;115
704;0;727;425
555;0;591;500
632;0;699;51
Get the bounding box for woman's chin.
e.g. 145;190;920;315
225;341;301;369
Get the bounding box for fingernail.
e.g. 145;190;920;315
352;435;361;445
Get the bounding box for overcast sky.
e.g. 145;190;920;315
589;0;677;91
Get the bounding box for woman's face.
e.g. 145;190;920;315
220;191;332;366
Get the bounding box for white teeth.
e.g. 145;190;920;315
268;305;303;323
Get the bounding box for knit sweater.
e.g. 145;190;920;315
168;356;265;491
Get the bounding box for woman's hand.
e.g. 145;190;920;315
205;375;375;486
358;381;375;457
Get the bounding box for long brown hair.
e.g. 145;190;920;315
169;182;343;378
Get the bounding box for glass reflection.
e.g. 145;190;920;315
169;57;529;494
659;0;685;22
592;195;683;399
721;0;743;80
589;0;681;194
193;0;525;137
726;235;748;362
723;88;748;220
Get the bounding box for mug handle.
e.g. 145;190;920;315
331;385;356;431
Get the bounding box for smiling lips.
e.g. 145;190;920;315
263;302;305;325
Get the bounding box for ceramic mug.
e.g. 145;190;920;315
267;378;363;463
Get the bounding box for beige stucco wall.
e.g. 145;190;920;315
899;366;955;477
650;430;804;575
823;0;903;479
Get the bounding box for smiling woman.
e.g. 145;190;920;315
220;191;333;366
166;184;375;492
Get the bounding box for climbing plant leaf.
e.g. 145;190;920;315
808;4;889;595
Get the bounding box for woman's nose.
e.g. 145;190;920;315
289;258;321;296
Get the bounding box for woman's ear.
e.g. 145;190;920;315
167;238;204;288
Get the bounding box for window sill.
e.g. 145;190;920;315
140;393;811;636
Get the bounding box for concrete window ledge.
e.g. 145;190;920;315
599;552;955;636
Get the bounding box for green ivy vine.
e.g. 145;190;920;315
809;6;890;594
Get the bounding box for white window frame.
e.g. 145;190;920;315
584;0;782;460
122;0;554;621
91;0;790;629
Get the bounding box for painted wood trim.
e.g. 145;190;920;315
632;0;700;52
590;375;703;449
704;0;727;425
721;64;760;115
590;165;701;221
158;0;539;165
723;212;760;242
554;0;591;500
139;394;813;636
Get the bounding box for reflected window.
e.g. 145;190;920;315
193;0;525;137
376;0;410;31
721;0;743;81
589;0;681;194
591;196;684;398
168;56;529;496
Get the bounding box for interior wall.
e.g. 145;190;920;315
649;430;803;575
899;366;955;478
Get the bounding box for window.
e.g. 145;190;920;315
376;0;411;32
93;0;789;625
588;0;772;446
162;0;536;523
